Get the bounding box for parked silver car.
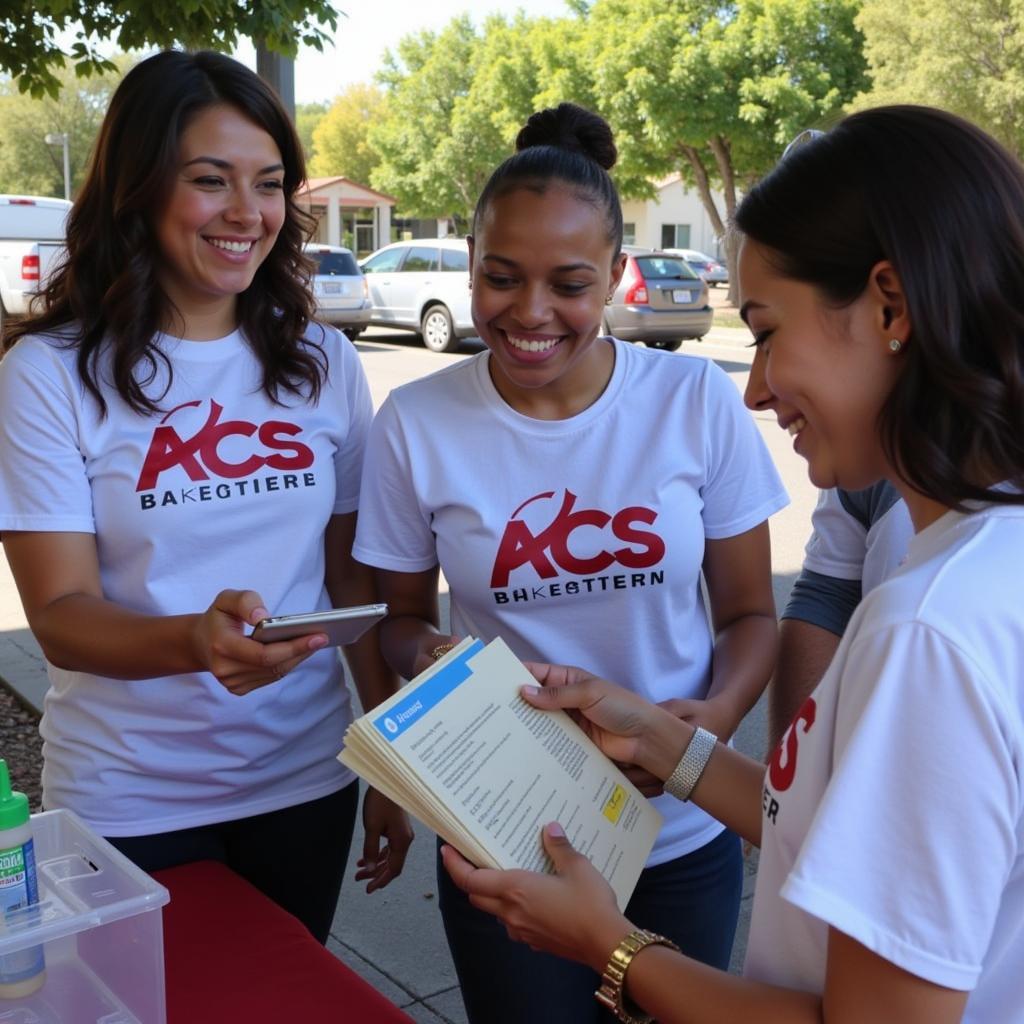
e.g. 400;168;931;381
604;248;713;351
303;243;371;339
359;238;474;353
664;247;728;287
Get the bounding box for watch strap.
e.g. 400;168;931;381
594;928;679;1023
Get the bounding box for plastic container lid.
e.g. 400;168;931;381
0;758;30;831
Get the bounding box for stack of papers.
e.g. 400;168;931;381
339;636;662;908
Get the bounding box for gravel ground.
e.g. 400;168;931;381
0;681;43;811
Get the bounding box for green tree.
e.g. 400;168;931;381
369;14;584;225
368;16;482;223
1;0;338;98
583;0;868;299
0;56;131;196
308;84;386;185
853;0;1024;157
295;101;328;163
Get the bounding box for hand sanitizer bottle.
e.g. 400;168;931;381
0;759;44;998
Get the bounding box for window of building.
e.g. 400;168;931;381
622;222;637;246
661;223;691;249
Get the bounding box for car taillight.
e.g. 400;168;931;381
705;262;714;272
622;257;648;304
361;277;369;299
21;255;39;282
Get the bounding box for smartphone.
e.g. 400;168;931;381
250;603;388;647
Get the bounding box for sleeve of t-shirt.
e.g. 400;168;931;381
700;360;789;539
781;569;862;635
782;621;1018;990
329;330;374;515
351;392;438;571
802;488;868;580
0;338;96;533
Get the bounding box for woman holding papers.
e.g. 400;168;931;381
444;106;1024;1024
353;103;787;1021
0;51;411;942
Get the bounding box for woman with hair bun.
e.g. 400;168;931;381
354;102;787;1020
443;106;1024;1023
0;50;412;942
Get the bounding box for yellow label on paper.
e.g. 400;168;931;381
602;783;627;824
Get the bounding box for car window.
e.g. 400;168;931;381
402;247;439;272
310;251;359;276
441;247;469;272
636;256;700;281
363;248;405;273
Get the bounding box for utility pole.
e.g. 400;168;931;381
255;44;296;121
44;132;70;200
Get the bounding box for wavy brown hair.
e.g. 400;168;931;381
736;105;1024;510
5;50;324;415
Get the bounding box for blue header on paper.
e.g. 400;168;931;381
373;639;486;742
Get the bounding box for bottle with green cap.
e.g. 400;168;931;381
0;759;44;999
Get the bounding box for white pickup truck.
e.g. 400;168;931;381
0;194;72;333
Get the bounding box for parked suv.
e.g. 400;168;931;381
359;238;473;353
0;194;72;335
603;248;712;350
303;243;371;338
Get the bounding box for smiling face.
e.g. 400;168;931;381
469;185;626;417
739;238;906;491
154;103;286;338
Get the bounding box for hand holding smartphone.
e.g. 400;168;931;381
250;603;387;648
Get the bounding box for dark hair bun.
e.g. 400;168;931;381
515;103;617;171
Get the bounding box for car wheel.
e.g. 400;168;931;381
341;328;362;341
650;339;683;352
421;305;459;353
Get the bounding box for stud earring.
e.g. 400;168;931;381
605;294;614;305
888;338;903;353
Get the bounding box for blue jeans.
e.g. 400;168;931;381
106;782;359;944
437;827;742;1024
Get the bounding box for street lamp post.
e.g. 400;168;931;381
44;132;70;201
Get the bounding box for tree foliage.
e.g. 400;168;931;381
853;0;1024;157
0;57;131;197
0;0;338;98
295;101;328;162
308;85;386;184
581;0;868;298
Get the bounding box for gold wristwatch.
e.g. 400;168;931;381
594;929;679;1023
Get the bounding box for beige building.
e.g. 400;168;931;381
620;174;726;257
296;177;395;256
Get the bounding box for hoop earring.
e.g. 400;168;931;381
605;294;614;305
888;338;903;353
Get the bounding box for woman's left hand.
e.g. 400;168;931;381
355;787;415;893
441;823;632;972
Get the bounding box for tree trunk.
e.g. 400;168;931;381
707;135;740;306
679;145;741;309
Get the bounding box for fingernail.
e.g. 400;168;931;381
252;607;270;624
547;822;565;838
522;685;541;697
309;635;328;650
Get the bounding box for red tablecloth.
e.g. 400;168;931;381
154;861;415;1023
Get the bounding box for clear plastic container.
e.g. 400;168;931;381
0;809;169;1024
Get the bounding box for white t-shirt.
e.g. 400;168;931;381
746;502;1024;1019
0;326;371;835
354;339;788;864
803;485;914;596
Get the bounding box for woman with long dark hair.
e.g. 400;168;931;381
0;50;411;942
443;106;1024;1023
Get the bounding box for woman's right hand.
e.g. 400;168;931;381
521;663;688;782
192;589;328;696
